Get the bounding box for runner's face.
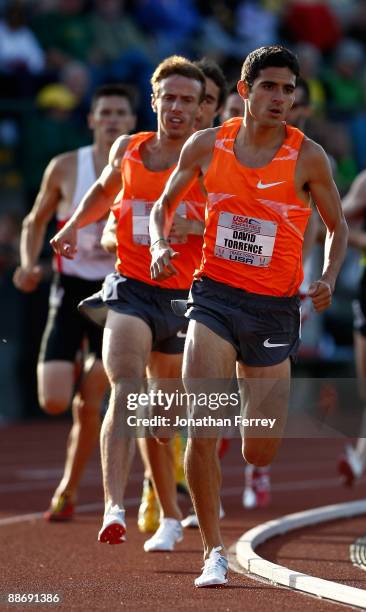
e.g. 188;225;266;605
152;75;203;139
220;92;244;122
242;67;296;127
194;76;220;130
89;96;136;145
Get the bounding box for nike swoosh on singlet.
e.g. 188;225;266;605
263;338;289;348
257;180;286;189
176;330;187;338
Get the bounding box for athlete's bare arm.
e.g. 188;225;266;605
13;153;74;292
50;135;130;259
300;138;348;311
341;171;366;250
100;211;118;253
150;129;216;280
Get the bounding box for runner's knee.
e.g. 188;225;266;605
242;438;279;467
40;395;69;416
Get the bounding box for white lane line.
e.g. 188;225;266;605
0;497;140;526
0;471;145;493
2;472;360;496
235;499;366;609
228;544;359;611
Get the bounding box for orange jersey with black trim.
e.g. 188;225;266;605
115;132;205;289
195;118;311;296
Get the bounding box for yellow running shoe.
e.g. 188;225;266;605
137;478;160;533
44;493;74;522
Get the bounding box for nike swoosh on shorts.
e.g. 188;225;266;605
263;338;289;348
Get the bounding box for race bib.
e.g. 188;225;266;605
132;200;187;245
215;212;277;267
77;222;110;258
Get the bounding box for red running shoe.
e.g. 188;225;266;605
44;493;74;522
242;465;271;508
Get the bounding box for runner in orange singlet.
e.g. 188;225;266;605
149;45;348;587
50;56;206;552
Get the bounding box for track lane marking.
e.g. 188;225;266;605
235;500;366;609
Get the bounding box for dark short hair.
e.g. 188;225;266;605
194;57;227;109
91;84;136;112
151;55;206;103
296;76;311;106
241;45;300;88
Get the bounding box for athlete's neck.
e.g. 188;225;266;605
141;129;191;171
239;106;286;151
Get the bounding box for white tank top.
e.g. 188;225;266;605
56;146;115;280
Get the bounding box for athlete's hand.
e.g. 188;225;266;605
150;242;179;281
308;280;332;312
13;265;42;292
50;224;78;259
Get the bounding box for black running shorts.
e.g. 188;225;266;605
79;273;189;354
39;273;104;363
186;276;301;367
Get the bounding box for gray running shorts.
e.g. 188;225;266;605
79;273;189;354
186;276;301;367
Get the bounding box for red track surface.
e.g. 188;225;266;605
0;421;365;611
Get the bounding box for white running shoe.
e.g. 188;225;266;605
181;502;225;529
338;445;363;487
98;505;126;545
242;486;257;509
195;546;228;587
143;517;183;552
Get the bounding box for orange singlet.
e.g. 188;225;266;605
196;117;312;297
115;132;205;289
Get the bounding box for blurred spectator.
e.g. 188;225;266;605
60;60;92;121
282;0;342;53
31;0;93;71
235;0;279;52
329;0;359;26
90;0;154;66
89;0;155;127
322;38;366;172
0;211;21;277
195;1;246;65
0;1;45;97
346;1;366;48
22;87;88;206
61;60;91;102
323;39;365;118
295;43;327;114
133;0;201;59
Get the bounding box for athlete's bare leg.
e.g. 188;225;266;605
237;358;290;467
101;310;152;511
37;361;74;415
52;360;107;501
145;352;183;521
183;321;237;558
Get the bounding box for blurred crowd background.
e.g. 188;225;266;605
0;0;365;421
